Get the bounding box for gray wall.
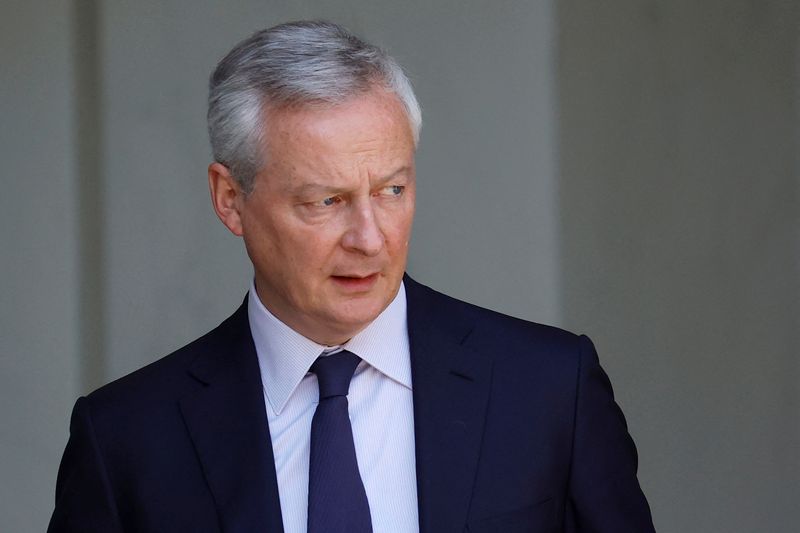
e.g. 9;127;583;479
1;2;81;532
2;1;797;532
558;2;800;531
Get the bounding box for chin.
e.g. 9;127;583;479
331;298;388;330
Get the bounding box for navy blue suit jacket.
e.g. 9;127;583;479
49;276;655;532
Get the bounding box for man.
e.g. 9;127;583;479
49;21;655;532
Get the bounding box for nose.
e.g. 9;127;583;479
341;202;384;256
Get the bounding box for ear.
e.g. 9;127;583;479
208;162;245;236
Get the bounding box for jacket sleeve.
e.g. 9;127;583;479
48;396;124;533
566;335;656;532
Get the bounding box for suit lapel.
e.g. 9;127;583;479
176;281;491;533
406;277;493;533
179;299;285;533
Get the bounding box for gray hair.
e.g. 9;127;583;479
207;20;422;193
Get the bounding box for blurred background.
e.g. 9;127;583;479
2;1;798;531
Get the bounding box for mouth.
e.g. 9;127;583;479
330;272;380;291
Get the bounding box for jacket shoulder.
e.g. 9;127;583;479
84;299;249;413
405;276;582;352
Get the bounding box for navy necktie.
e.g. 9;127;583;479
307;350;373;533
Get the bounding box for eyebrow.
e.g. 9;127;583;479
291;166;412;197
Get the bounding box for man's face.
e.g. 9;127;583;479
238;89;416;344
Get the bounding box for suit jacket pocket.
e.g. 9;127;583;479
465;497;555;533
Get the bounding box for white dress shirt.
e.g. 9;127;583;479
248;281;419;533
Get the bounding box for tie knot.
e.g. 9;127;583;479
311;350;361;399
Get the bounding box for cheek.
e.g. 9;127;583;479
242;220;280;265
286;228;342;273
383;219;413;258
391;202;415;236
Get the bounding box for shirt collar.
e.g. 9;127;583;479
248;280;411;415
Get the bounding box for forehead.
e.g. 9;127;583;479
263;90;414;163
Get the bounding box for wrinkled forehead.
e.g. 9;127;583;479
261;89;415;158
252;91;416;191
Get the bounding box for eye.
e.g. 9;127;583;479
379;185;405;197
313;196;342;208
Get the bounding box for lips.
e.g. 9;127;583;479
330;272;379;291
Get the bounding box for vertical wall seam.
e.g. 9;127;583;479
546;0;563;327
73;0;106;393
